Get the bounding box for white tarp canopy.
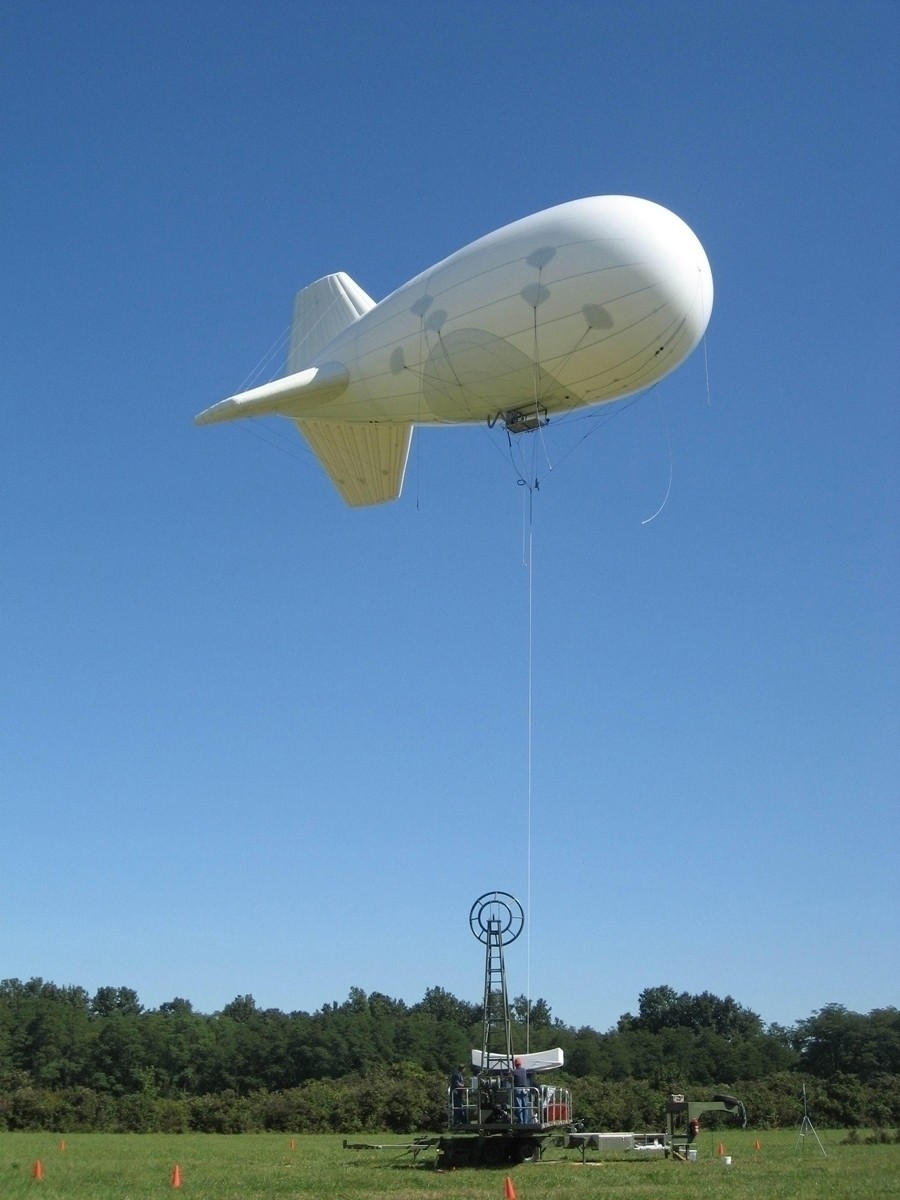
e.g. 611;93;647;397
471;1048;564;1073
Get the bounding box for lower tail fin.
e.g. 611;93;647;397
297;419;412;507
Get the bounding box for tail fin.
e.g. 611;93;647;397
297;419;412;507
288;272;376;370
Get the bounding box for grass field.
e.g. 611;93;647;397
2;1129;898;1199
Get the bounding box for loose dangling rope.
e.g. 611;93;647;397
641;395;674;526
699;265;712;408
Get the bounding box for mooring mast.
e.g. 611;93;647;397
346;891;572;1167
470;891;523;1072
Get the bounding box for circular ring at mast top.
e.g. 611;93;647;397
469;892;524;945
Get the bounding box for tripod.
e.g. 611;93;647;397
796;1083;827;1155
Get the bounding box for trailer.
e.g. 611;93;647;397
434;892;573;1167
342;895;750;1171
439;1067;574;1165
346;1086;747;1170
564;1091;747;1164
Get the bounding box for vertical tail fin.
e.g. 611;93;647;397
288;272;376;369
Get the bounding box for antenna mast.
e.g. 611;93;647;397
796;1083;827;1155
469;892;523;1071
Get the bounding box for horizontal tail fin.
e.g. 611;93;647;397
297;419;412;507
194;362;349;425
288;273;376;369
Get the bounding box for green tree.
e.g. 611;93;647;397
220;995;258;1022
89;1016;148;1095
143;1007;215;1095
413;987;479;1028
618;985;762;1039
157;997;193;1015
90;987;142;1018
795;1005;900;1081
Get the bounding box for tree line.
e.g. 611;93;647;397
1;978;897;1133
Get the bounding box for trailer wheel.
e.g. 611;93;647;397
513;1138;541;1163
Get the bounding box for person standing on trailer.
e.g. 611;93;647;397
450;1064;467;1125
512;1057;532;1124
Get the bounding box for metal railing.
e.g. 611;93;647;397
447;1080;572;1130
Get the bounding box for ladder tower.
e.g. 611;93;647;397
469;892;523;1072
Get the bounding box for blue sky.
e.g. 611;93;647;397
3;1;897;1035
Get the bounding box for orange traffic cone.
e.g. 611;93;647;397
289;1138;296;1150
32;1161;44;1180
171;1164;182;1189
717;1142;726;1156
754;1138;761;1151
504;1176;517;1200
58;1140;67;1152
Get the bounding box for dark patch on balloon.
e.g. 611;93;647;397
389;347;406;374
583;303;614;329
527;246;556;269
521;283;550;308
410;295;433;317
424;308;447;332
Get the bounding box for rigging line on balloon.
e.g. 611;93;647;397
230;279;341;397
473;413;539;490
508;430;533;491
535;417;555;480
434;329;481;422
546;387;655;475
292;289;347;359
414;417;422;512
551;291;678;389
531;426;542;493
533;305;673;445
236;324;292;393
240;285;348;394
699;269;712;408
528;295;557;489
517;441;540;558
641;393;674;525
404;335;484;424
531;298;542;414
518;411;554;491
414;347;424;514
232;417;319;468
482;415;540;484
541;324;592;385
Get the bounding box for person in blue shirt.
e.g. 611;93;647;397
512;1057;532;1124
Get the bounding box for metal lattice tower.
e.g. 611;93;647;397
469;892;523;1072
